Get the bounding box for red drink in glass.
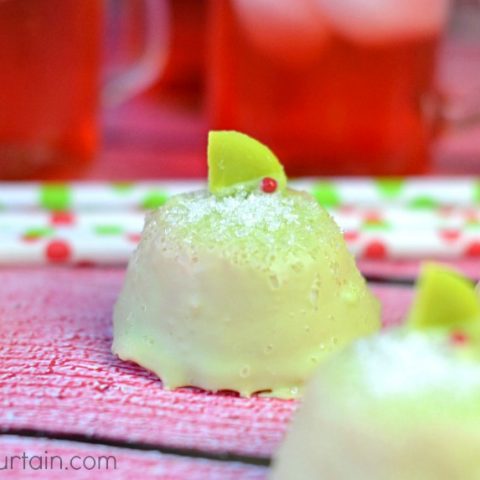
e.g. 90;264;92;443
151;0;207;104
208;0;450;176
0;0;104;179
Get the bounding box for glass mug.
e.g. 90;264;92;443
150;0;207;105
208;0;479;176
0;0;168;179
113;0;207;106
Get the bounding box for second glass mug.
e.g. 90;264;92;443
208;0;479;176
0;0;168;179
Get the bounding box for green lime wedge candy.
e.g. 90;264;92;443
408;263;480;330
207;130;287;195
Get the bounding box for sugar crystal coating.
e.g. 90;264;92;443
151;189;343;265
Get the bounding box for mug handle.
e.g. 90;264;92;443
103;0;170;106
434;4;480;136
437;89;480;133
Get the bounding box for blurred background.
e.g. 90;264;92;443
0;0;479;181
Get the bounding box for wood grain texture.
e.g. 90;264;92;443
359;259;480;282
0;268;412;457
0;435;267;479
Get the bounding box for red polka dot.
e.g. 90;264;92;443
261;177;278;193
339;205;355;214
465;242;480;257
127;233;141;243
466;211;478;223
45;240;71;263
343;231;359;242
439;206;454;217
50;211;75;225
22;233;41;243
364;241;387;259
365;211;383;223
440;229;461;243
450;330;469;346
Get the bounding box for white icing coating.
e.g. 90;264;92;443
271;330;480;480
113;189;380;397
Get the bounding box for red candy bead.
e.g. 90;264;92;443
45;240;71;263
261;177;278;193
450;330;469;346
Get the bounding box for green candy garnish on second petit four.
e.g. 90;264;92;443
408;263;480;330
208;130;287;195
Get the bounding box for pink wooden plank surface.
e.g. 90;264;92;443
0;268;412;457
359;258;480;282
0;435;267;479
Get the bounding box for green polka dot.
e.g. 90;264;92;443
112;182;134;193
94;225;124;236
363;220;390;231
376;178;404;199
466;220;480;230
40;184;71;211
142;190;169;209
409;196;438;209
474;181;480;204
24;227;54;238
312;182;340;207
